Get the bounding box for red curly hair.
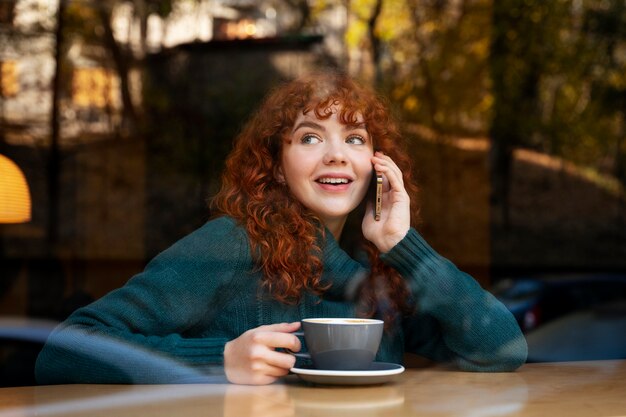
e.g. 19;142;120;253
211;71;419;322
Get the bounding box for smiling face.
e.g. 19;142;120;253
276;106;374;238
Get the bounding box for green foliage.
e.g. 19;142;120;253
539;0;626;180
336;0;626;185
384;0;493;134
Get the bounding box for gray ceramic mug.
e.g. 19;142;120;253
290;318;384;370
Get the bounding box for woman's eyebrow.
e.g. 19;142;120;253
346;122;367;131
292;121;367;132
292;121;325;132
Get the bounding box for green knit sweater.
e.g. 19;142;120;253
35;216;527;384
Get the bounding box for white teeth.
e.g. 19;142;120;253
318;178;349;184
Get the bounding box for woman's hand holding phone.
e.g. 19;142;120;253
362;152;411;253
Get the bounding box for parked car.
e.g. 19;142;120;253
492;273;626;362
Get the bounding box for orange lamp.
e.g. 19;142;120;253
0;154;32;223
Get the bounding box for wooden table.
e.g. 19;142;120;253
1;360;624;417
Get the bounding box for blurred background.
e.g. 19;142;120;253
1;0;626;386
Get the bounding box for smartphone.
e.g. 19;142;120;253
374;172;383;221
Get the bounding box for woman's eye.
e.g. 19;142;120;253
301;134;321;144
346;135;365;145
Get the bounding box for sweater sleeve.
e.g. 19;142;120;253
380;228;528;372
35;217;249;384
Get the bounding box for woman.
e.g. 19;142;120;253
35;71;527;385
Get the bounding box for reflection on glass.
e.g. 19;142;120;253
223;383;405;417
408;371;528;417
0;154;31;224
223;385;294;417
289;384;405;417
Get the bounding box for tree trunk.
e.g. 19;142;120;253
97;3;137;133
489;0;542;228
367;0;383;88
47;0;66;253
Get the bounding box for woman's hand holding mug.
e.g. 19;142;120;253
223;322;302;385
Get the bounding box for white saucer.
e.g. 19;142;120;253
290;362;404;385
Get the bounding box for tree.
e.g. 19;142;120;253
63;0;176;136
48;0;67;251
488;0;568;226
582;1;626;185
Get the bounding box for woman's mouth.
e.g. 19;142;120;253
315;176;353;191
317;177;351;185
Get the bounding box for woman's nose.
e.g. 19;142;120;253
322;142;347;165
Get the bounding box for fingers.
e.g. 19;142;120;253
255;322;301;351
363;152;411;252
372;151;404;190
223;322;301;385
257;321;301;335
264;350;297;374
248;348;296;376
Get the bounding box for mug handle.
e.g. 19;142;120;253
286;331;310;359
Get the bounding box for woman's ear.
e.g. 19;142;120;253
274;165;286;184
